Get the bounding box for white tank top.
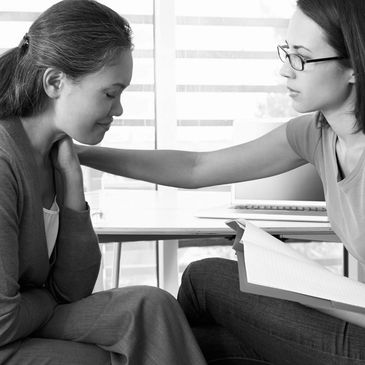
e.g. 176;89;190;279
43;197;59;258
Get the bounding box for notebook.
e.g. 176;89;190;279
196;119;328;223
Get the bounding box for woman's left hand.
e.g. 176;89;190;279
52;137;86;211
52;136;82;178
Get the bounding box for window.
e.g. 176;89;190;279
174;0;298;158
0;0;343;289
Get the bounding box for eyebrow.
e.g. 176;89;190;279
112;83;129;89
285;40;312;53
102;83;129;91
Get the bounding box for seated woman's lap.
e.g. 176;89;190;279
1;337;110;365
35;285;177;344
178;257;365;365
1;286;183;364
1;285;206;365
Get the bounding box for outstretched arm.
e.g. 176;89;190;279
77;123;306;189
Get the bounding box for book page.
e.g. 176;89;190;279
230;219;365;310
244;243;365;308
240;219;322;265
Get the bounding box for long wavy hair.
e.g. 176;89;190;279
0;0;133;119
297;0;365;133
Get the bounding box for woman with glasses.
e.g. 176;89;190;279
78;0;365;363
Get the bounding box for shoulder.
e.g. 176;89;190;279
0;128;17;167
0;147;19;212
0;146;18;194
286;113;321;138
285;113;322;163
0;122;15;162
0;119;26;185
0;118;30;162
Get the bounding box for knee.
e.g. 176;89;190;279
178;258;238;303
128;285;179;312
182;257;236;284
139;285;175;303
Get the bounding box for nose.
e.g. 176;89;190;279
279;61;296;79
112;98;123;117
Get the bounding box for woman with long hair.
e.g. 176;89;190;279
78;0;365;363
0;1;207;364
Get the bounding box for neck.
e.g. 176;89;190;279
322;91;365;149
20;112;65;164
323;113;365;150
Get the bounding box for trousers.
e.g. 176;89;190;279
1;286;206;365
177;258;365;365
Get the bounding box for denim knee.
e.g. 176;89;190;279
181;258;236;291
183;257;232;278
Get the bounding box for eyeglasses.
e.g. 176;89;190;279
277;45;347;71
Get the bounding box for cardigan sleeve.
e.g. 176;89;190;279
0;155;57;347
46;203;101;303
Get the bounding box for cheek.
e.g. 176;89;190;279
58;93;106;122
55;100;93;138
294;71;349;112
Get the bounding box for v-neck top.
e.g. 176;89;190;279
286;113;365;263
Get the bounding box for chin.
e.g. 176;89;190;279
75;134;105;146
291;100;317;114
88;137;105;145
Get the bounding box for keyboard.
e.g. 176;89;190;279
196;201;329;222
232;203;327;216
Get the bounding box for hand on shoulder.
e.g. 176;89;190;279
52;136;82;179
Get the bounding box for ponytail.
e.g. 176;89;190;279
0;44;47;119
0;48;21;118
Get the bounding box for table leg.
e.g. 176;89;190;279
348;251;360;281
112;242;122;288
93;254;105;292
158;240;179;297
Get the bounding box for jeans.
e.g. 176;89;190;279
177;258;365;365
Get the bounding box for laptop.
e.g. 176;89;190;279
195;119;328;222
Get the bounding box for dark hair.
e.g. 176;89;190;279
0;0;133;119
297;0;365;133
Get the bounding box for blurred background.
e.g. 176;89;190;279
0;0;343;290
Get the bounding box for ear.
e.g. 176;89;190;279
349;70;356;84
42;68;65;98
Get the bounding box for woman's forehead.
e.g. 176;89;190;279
82;51;133;87
286;8;329;53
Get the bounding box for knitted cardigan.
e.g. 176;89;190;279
0;118;101;347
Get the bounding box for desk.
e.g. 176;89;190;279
86;189;338;296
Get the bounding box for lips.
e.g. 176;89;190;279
287;86;299;93
99;123;111;131
97;119;113;131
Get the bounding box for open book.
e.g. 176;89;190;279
229;219;365;314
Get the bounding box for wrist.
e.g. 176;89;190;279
58;163;83;181
62;181;86;211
